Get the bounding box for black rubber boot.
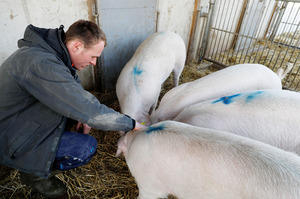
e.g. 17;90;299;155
19;171;67;198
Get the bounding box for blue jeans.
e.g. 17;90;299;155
53;131;97;171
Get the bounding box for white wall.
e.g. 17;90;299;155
0;0;89;64
156;0;195;50
0;0;95;89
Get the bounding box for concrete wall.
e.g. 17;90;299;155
0;0;89;63
157;0;195;48
0;0;94;89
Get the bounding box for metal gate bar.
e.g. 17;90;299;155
200;0;300;91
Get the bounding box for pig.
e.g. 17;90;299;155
116;31;186;125
174;89;300;155
116;121;300;199
150;63;293;124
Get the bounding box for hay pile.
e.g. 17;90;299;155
0;62;215;199
274;30;300;48
207;31;300;91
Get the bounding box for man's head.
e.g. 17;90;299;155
65;20;107;70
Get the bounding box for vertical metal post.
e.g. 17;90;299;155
198;0;215;62
93;0;101;91
269;1;287;41
230;0;248;50
92;3;99;25
155;0;160;32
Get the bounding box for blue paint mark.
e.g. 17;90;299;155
245;91;264;103
133;65;143;92
145;124;165;134
133;65;143;76
212;94;241;105
60;164;63;170
90;147;94;153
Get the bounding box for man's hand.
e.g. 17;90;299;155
133;122;146;131
76;122;91;134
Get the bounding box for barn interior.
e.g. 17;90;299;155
0;0;299;198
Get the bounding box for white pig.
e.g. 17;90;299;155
116;121;300;199
116;31;186;125
150;63;293;124
174;89;300;154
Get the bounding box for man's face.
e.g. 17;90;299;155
70;40;105;71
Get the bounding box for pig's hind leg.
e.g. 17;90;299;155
137;184;169;199
172;62;184;87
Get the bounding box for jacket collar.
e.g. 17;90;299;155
18;24;76;76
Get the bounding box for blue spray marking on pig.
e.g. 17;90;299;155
212;93;241;105
145;124;165;134
245;91;264;103
133;65;143;92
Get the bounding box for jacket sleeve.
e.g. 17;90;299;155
14;56;135;132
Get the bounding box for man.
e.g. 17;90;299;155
0;20;143;198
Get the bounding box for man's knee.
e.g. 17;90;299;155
53;131;98;170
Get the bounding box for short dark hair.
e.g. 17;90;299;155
65;20;107;48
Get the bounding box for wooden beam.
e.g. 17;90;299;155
87;0;97;23
187;0;200;64
264;1;278;39
230;0;248;49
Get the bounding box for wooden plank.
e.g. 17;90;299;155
187;0;200;64
230;0;248;49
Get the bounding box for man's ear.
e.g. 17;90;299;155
72;41;84;54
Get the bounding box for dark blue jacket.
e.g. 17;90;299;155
0;25;134;178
